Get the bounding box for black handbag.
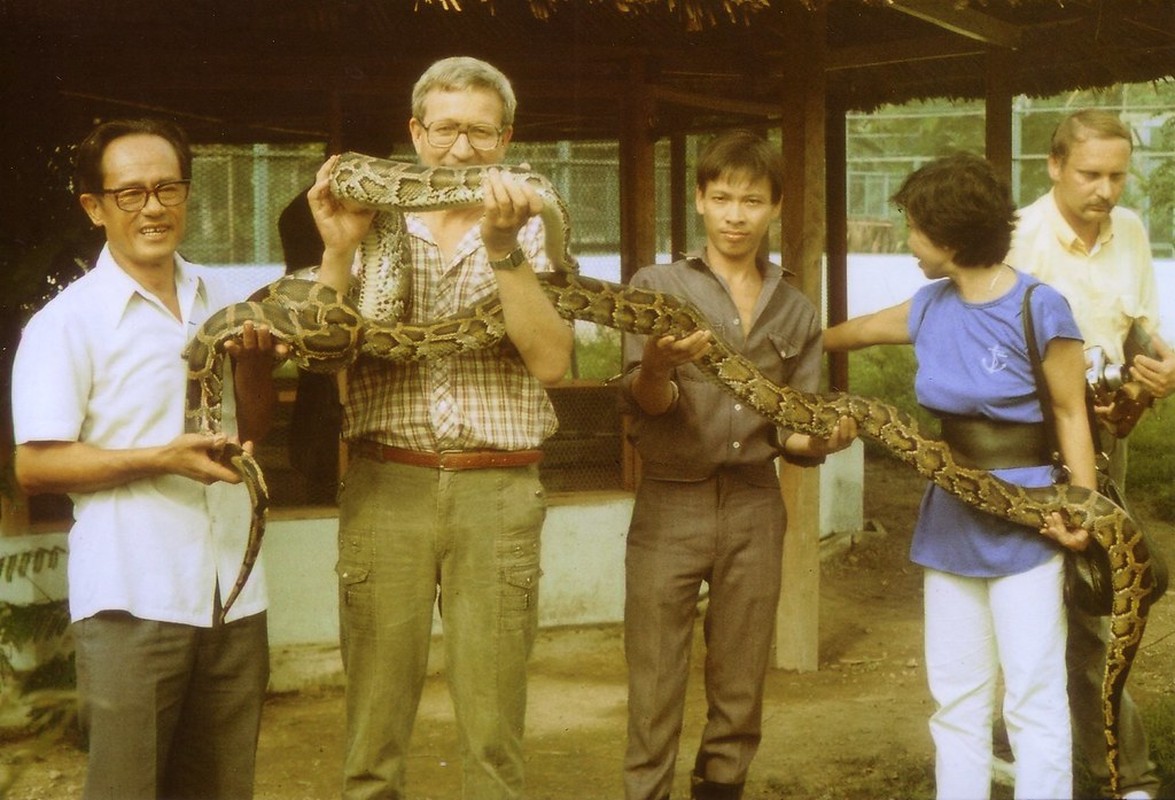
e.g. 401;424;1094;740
1021;283;1168;615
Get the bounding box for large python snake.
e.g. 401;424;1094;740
185;151;1159;796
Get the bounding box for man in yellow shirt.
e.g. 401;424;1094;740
1007;108;1175;800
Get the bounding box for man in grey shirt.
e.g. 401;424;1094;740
619;130;856;800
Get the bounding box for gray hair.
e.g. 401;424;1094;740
411;56;517;127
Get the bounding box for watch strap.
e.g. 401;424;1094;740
488;247;526;271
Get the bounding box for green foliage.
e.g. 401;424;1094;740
1142;694;1175;797
1068;692;1175;798
844;344;936;459
0;601;69;662
0;545;75;741
572;327;622;382
1125;402;1175;518
846;82;1175;252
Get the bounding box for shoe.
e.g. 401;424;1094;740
690;773;744;800
991;756;1015;788
1121;792;1152;800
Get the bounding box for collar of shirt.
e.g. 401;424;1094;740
404;211;484;267
683;248;793;280
90;245;208;331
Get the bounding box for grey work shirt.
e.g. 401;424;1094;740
619;254;824;483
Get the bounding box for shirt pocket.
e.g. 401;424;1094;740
765;331;804;381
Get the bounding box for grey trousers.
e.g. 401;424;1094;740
74;609;269;800
1067;607;1159;796
1070;434;1158;796
623;468;785;800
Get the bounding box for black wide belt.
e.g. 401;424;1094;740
938;415;1051;470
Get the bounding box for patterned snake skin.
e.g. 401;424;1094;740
183;152;1158;796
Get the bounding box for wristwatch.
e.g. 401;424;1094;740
488;247;527;271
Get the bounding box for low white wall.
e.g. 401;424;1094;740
4;448;863;645
0;532;70;674
263;494;636;648
819;440;865;538
263;450;863;648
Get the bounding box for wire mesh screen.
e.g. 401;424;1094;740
510;139;694;494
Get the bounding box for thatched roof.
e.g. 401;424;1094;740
0;0;1172;146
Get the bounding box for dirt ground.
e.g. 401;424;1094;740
7;454;1175;799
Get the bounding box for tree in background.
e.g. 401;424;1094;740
0;86;101;533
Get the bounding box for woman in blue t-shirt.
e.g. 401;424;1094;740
824;153;1096;800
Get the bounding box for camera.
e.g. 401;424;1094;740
1085;345;1130;395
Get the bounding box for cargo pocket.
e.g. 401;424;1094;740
501;566;541;632
336;521;373;634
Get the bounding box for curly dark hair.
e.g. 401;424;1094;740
73;117;192;196
891;152;1017;268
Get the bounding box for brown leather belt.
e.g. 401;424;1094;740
938;415;1050;470
350;440;543;471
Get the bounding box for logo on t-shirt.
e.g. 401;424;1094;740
982;343;1009;374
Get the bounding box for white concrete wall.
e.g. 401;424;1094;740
0;532;70;673
4;448;862;653
262;451;862;648
262;495;635;647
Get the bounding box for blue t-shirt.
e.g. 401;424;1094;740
907;271;1082;577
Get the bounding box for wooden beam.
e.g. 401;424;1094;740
774;1;827;675
647;84;780;119
888;0;1023;49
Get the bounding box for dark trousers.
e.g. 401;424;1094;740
623;468;785;800
74;609;269;800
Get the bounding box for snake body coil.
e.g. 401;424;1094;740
183;152;1158;796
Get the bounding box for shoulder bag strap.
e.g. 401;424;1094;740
1020;283;1068;480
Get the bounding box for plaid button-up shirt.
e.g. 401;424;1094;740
343;212;560;451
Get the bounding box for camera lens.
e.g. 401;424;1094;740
1102;362;1128;391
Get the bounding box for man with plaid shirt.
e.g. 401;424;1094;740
308;56;573;800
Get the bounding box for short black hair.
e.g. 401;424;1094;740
696;129;784;205
74;118;192;196
891;152;1016;268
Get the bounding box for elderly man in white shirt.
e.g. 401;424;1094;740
12;117;280;800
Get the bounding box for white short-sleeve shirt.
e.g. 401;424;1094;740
11;245;267;625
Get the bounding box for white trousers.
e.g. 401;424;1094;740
924;554;1071;800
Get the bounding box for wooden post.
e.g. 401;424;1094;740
669;133;688;261
985;49;1014;182
617;58;658;490
825;97;849;392
618;58;657;282
775;2;827;673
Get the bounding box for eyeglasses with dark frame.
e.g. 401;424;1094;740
421;121;504;151
98;180;192;212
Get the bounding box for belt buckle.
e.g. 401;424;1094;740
437;449;465;471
